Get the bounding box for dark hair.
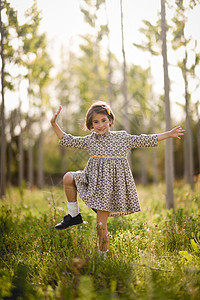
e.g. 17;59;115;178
85;101;115;131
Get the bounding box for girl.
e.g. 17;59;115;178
51;101;185;257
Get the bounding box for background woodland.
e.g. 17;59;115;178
0;0;200;201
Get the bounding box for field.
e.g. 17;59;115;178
0;181;200;299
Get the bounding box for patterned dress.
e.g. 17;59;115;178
59;130;158;217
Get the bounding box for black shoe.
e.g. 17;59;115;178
55;213;83;230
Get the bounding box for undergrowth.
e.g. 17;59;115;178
0;181;200;299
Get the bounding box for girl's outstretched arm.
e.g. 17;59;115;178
50;106;64;139
157;126;185;142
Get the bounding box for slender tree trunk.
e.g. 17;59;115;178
151;112;158;184
161;0;174;210
152;148;158;184
7;141;12;185
28;142;34;188
27;114;34;189
196;102;200;175
18;130;24;186
107;46;113;105
61;147;67;174
93;1;101;99
0;0;6;198
120;0;129;132
120;0;132;169
105;0;113;106
27;94;34;189
183;50;194;189
37;128;44;189
7;112;14;185
18;96;24;187
37;99;44;189
141;148;148;185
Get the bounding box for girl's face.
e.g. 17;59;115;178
92;113;112;135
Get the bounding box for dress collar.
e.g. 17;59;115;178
91;130;111;138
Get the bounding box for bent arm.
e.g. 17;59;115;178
51;122;64;140
157;126;185;142
50;106;64;139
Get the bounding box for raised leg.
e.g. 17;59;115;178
55;172;82;229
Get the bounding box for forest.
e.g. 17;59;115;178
0;0;200;194
0;0;200;299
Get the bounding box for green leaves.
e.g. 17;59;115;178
133;19;161;56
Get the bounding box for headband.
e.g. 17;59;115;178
105;106;111;115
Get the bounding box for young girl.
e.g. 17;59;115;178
51;101;185;257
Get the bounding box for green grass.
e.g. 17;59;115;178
0;181;200;299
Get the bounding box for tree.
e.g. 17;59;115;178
196;101;200;175
133;18;162;184
0;0;18;197
161;0;174;210
55;47;78;174
105;0;114;105
80;0;107;101
171;0;200;189
0;0;6;198
127;64;155;184
120;0;129;134
20;0;52;188
120;0;133;170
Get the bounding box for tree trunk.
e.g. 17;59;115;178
37;129;44;189
0;0;6;198
18;96;24;187
195;102;200;175
161;0;174;211
151;112;158;184
152;148;158;184
7;141;12;185
183;50;194;189
141;148;148;185
7;112;14;185
105;0;113;106
120;0;129;132
120;0;132;169
27;115;34;189
18;130;24;186
61;147;67;174
94;1;101;99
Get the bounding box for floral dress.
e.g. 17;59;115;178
59;130;158;217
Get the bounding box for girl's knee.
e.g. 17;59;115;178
63;172;74;186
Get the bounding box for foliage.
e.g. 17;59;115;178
0;182;200;299
0;0;19;91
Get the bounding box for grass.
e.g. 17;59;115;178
0;180;200;299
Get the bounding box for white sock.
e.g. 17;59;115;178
67;201;79;218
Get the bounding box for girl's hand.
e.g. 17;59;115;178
169;126;185;139
51;106;62;125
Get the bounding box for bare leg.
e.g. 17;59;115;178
96;210;110;251
63;172;77;202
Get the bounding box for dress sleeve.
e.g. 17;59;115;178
125;132;158;149
59;133;88;150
